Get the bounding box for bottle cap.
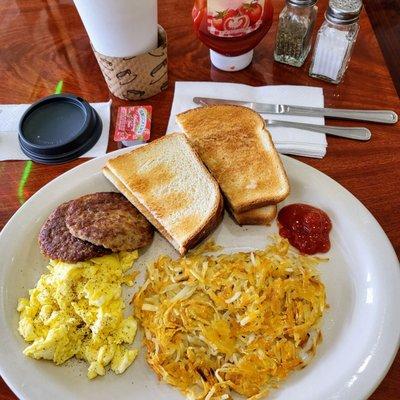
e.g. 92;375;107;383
18;94;102;164
326;0;363;25
288;0;317;6
210;50;254;72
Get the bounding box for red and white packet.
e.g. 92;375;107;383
114;105;152;146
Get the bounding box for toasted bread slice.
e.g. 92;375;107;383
103;133;223;254
232;205;277;226
103;167;179;249
176;105;290;213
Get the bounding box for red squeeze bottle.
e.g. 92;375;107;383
192;0;273;71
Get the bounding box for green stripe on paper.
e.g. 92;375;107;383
54;80;63;94
17;161;33;205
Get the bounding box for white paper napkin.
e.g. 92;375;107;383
0;101;111;161
167;82;327;158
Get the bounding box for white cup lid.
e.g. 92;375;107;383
210;49;254;72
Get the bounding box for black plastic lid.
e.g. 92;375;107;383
18;94;102;164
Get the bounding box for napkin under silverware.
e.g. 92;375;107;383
167;82;327;159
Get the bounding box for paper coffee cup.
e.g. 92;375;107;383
73;0;158;57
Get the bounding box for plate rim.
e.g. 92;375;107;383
0;148;399;400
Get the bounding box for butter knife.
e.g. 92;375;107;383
265;119;371;141
193;97;398;124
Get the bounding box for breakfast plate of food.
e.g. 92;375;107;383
0;105;399;400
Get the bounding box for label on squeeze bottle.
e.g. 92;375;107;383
207;0;265;37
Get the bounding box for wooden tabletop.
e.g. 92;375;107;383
0;0;399;399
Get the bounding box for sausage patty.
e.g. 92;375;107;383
39;201;110;262
65;192;153;252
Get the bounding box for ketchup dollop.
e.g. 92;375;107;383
277;204;332;255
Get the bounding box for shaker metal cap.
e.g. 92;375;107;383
288;0;318;6
326;0;363;24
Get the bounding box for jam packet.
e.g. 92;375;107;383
114;105;152;146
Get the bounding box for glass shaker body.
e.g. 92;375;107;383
274;2;318;67
309;19;360;83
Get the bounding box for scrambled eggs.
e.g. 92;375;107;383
17;251;139;379
134;238;326;400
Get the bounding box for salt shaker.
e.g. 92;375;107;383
309;0;362;84
274;0;318;67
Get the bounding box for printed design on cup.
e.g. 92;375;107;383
207;0;265;37
102;73;112;82
160;81;168;92
149;40;167;57
125;89;146;98
93;26;168;101
116;69;138;86
98;57;114;71
148;50;164;57
150;72;167;86
150;59;168;85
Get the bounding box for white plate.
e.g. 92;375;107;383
0;148;399;400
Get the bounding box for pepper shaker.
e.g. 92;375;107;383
274;0;318;67
309;0;362;84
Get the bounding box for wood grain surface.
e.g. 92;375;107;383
0;0;399;399
364;0;400;96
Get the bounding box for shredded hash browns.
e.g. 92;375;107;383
134;238;326;399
